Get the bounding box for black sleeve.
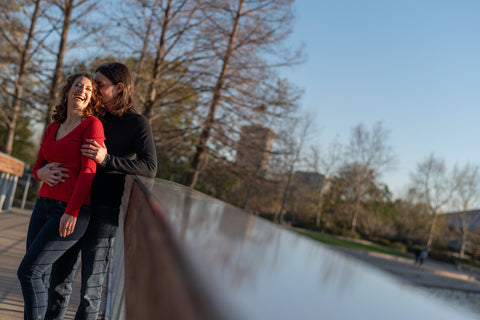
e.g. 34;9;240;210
105;115;157;178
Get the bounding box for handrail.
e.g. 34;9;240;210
105;176;479;320
0;151;24;176
0;152;24;212
105;176;226;320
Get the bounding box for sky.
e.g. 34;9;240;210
285;0;480;198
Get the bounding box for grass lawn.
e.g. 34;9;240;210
297;230;411;259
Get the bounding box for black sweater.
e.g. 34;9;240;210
90;111;157;208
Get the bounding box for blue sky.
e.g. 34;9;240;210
286;0;480;198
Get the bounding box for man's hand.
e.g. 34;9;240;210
36;162;69;187
81;139;108;165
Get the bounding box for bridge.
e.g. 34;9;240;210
1;176;480;319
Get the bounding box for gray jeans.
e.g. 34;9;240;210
17;197;91;320
46;206;119;320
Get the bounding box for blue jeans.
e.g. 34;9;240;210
17;197;91;320
46;206;119;320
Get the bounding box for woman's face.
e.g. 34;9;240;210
95;72;122;111
68;76;93;111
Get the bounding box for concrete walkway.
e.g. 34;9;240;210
331;245;480;292
330;245;480;314
0;208;80;320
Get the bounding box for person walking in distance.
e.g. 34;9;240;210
17;72;105;320
38;62;157;320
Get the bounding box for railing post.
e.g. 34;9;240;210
20;173;32;209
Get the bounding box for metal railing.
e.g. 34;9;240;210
0;152;24;212
104;176;479;320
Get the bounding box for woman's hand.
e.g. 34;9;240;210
36;162;69;187
59;213;77;237
81;139;107;165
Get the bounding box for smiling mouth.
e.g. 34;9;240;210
74;95;86;102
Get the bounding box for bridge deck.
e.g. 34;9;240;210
3;203;480;319
0;208;80;320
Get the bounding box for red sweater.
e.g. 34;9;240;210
32;116;105;217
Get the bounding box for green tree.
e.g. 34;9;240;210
391;199;430;245
0;114;37;164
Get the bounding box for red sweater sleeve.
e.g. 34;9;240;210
65;117;105;217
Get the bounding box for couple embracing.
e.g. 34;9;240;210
17;62;157;320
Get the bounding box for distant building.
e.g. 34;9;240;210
293;171;327;192
236;125;274;172
444;210;480;233
442;210;480;253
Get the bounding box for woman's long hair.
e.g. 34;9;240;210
51;72;102;123
95;62;137;117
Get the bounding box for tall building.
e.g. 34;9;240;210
236;125;274;172
293;171;326;191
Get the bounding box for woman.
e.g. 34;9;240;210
40;62;157;320
17;72;105;320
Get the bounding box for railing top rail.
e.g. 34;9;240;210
122;177;478;320
0;152;24;177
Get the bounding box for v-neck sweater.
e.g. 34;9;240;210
32;116;105;217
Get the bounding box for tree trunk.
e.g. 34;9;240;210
143;0;170;119
184;0;244;188
315;197;324;228
351;177;364;232
351;198;360;232
460;212;468;258
45;0;73;128
1;0;41;155
426;212;438;248
277;165;294;224
133;1;159;87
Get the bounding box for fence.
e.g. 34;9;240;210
103;175;478;320
0;152;24;212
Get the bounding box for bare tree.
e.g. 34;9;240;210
102;1;206;179
409;154;456;249
42;0;101;127
141;0;200;119
451;163;480;258
183;0;302;187
1;0;103;145
43;0;74;126
308;141;342;228
344;122;395;232
112;0;201;119
276;115;313;224
0;0;42;154
0;0;27;65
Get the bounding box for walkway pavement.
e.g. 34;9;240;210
0;208;80;320
331;245;480;293
2;208;480;319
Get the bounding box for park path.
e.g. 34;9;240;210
0;208;80;320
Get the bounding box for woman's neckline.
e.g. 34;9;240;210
54;116;89;141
